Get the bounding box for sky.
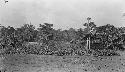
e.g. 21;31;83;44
0;0;125;30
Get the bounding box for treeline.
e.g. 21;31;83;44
0;22;125;56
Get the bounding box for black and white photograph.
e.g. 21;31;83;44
0;0;125;72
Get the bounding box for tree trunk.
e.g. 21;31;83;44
86;37;91;55
86;38;89;54
89;37;90;50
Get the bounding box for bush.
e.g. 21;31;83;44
24;44;41;54
74;49;85;56
22;41;86;56
54;50;66;56
93;49;120;56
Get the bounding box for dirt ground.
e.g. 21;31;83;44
1;51;125;72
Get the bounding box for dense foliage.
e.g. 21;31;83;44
0;22;124;56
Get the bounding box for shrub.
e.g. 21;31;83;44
24;44;41;54
93;49;120;56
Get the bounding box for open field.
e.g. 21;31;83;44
0;51;125;72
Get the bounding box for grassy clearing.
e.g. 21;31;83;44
0;52;125;72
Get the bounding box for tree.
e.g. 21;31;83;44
83;17;96;54
0;25;19;54
52;29;64;41
36;23;56;54
15;24;37;42
37;23;54;43
94;24;122;50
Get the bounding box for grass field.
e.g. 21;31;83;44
0;51;125;72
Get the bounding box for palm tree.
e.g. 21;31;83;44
83;17;96;55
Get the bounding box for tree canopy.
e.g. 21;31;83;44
0;21;124;56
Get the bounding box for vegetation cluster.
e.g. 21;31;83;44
0;22;125;56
